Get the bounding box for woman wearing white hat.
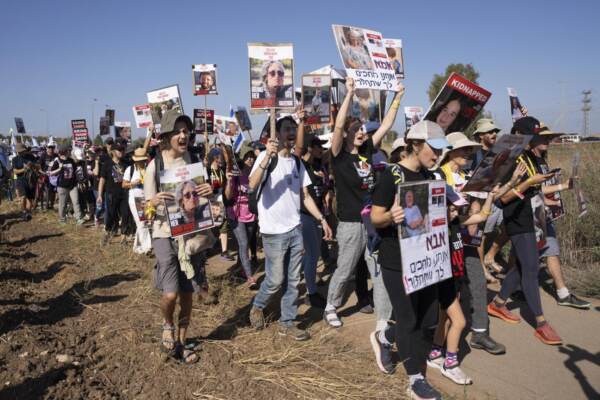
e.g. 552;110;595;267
123;147;152;254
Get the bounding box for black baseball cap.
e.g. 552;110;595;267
511;116;541;135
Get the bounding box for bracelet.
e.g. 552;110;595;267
512;188;525;200
526;177;534;186
481;209;492;216
259;163;268;170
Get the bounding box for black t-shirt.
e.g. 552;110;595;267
12;153;36;177
332;138;376;222
51;157;77;189
449;219;465;278
100;158;126;195
502;151;540;236
301;159;324;214
372;164;433;272
40;153;56;172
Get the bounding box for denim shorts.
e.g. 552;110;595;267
539;220;560;258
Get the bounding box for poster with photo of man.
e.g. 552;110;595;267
397;180;451;294
508;87;525;122
302;74;332;125
99;116;110;136
14;118;26;134
248;42;295;109
192;64;218;95
234;106;252;131
383;38;404;79
114;121;132;143
424;73;491;134
332;25;399;92
193;109;214;135
404;106;423;130
146;85;183;129
159;162;215;237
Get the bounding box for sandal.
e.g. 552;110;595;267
175;342;199;365
484;271;499;284
160;323;177;356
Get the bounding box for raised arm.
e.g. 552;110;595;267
293;109;306;158
371;83;405;148
331;78;355;157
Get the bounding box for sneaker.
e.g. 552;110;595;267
426;350;444;370
306;293;326;309
557;294;590;309
323;309;343;328
358;303;374;314
26;212;32;221
249;306;265;330
21;212;29;221
441;363;473;385
469;331;506;355
220;252;235;261
534;322;562;345
246;277;258;290
487;302;521;324
277;324;310;341
408;378;441;400
76;218;85;225
369;331;395;374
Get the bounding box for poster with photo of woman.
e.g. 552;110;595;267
383;38;404;79
507;87;525;122
248;43;294;109
193;64;218;95
424;73;491;134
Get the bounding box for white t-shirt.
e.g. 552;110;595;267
124;165;144;199
251;151;312;235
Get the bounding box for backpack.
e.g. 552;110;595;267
248;154;301;215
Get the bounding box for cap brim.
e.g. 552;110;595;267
427;138;452;150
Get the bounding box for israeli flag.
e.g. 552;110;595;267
233;132;244;154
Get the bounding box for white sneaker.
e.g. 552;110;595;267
426;355;444;370
441;364;473;385
323;309;343;328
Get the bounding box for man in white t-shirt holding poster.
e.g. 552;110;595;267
248;116;333;341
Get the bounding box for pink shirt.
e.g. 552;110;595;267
227;174;256;223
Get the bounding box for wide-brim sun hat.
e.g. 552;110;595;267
406;120;452;149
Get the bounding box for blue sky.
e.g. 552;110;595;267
1;0;599;139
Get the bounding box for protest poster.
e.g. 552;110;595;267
105;109;115;126
544;170;566;221
462;134;532;192
404;106;424;130
132;104;153;129
70;119;89;146
234;106;253;132
134;197;146;222
194;109;214;135
459;200;485;248
507;87;525;122
351;89;386;122
192;64;218;95
531;193;548;249
114;121;132;142
397;180;452;294
146;85;183;129
159;162;215;237
248;43;294;109
99;116;110;136
14;118;26;134
214;115;239;138
424;73;491;134
572;152;588;217
332;25;399;92
383;38;404;79
302;74;332;125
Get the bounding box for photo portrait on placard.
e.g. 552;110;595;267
351;88;385;122
398;182;430;239
404;106;424;129
193;64;218;95
248;43;294;109
99;116;110;136
194;109;214;135
114;121;132;142
146;85;183;125
14;118;26;134
333;25;373;70
302;74;332;125
383;38;404;79
507;87;524;122
105;109;115;126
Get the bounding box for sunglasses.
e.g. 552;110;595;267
268;70;285;77
183;192;199;200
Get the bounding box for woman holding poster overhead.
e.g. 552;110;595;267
370;120;451;399
324;77;403;334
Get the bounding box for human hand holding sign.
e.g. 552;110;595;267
195;183;213;198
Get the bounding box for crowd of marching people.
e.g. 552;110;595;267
0;76;592;400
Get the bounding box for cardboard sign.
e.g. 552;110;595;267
132;104;153;128
71;119;89;146
302;74;332;124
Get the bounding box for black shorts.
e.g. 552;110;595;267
15;177;35;200
438;276;463;310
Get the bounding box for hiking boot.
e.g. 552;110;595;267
370;331;395;374
277;324;310;341
249;306;265;330
557;294;590;309
534;322;562;345
441;363;473;385
408;378;441;400
323;309;343;328
469;331;506;355
487;302;521;324
306;293;326;309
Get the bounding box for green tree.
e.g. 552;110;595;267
428;63;480;103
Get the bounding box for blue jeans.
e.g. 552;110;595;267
301;213;321;295
253;225;303;326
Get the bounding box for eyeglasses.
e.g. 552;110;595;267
183;192;199;200
268;70;285;77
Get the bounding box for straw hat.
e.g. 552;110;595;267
131;148;148;162
439;132;481;165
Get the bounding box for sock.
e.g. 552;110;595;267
444;351;458;368
429;343;443;359
536;320;547;328
409;373;424;385
493;298;505;308
472;328;487;333
325;304;336;312
378;329;391;346
557;287;570;299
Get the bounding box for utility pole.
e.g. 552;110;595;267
582;90;591;137
91;98;98;139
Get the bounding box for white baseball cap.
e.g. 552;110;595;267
406;120;452;149
391;137;406;153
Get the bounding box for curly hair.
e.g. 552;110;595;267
175;180;197;207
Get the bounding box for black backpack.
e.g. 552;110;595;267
248;154;301;215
